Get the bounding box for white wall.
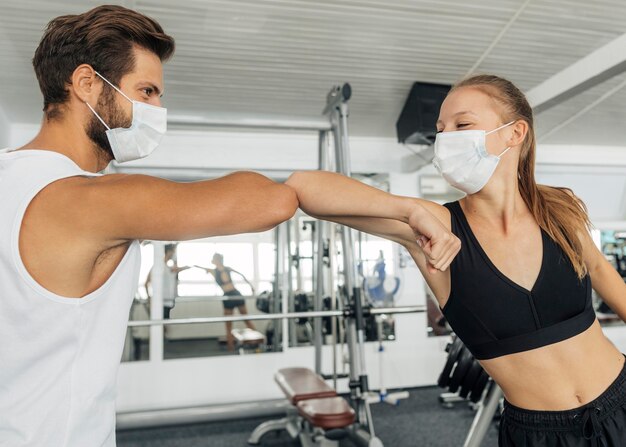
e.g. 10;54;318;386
0;106;9;148
8;123;416;174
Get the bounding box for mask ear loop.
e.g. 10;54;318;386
486;120;515;135
487;121;515;158
94;70;133;103
85;101;110;130
497;146;512;158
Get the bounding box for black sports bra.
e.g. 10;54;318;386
214;267;233;287
441;201;595;360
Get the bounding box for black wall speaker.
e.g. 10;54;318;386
396;82;451;144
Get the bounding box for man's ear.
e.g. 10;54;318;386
70;64;102;104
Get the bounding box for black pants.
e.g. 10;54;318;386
499;358;626;446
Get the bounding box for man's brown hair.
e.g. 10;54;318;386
33;4;175;120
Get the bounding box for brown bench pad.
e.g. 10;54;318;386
296;397;356;429
275;368;337;404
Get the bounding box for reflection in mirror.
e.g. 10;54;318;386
123;230;283;361
284;174;399;348
597;229;626;327
122;242;154;362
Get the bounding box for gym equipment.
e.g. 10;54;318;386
126;84;424;444
437;337;464;389
437;336;504;447
231;328;265;354
248;368;355;446
438;336;490;404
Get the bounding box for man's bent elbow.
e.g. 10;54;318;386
273;184;298;224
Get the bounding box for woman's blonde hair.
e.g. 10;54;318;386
452;74;590;279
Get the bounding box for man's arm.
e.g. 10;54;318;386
56;171;297;245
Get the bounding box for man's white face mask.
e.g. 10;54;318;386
433;121;514;194
85;71;167;163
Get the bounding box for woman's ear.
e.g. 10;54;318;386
509;120;529;147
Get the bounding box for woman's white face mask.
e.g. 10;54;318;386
432;121;514;195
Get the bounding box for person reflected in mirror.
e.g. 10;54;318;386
145;243;191;320
197;253;256;351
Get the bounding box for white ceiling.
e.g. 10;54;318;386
1;0;626;144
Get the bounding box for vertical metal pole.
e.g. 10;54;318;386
334;95;379;441
328;223;339;390
314;131;329;374
332;117;359;382
285;220;298;347
150;242;165;362
464;382;502;447
293;217;303;293
279;223;290;353
271;226;280;351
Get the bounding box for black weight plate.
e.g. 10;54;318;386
459;359;483;399
470;371;490;403
449;348;473;393
437;337;464;388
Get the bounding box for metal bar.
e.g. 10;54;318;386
286;220;298;347
322;84;352;116
329;223;340;389
279;223;290;352
271;226;282;352
314;130;329;375
370;306;425;315
150;242;165;362
464;381;502;447
116;399;290;430
126;306;425;327
167;115;333;131
313;219;324;375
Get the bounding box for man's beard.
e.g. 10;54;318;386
85;86;132;162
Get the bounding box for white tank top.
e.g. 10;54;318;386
162;264;178;308
0;150;141;447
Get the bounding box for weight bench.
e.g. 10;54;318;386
231;328;266;354
248;367;355;446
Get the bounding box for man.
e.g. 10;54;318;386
145;244;190;320
0;5;296;447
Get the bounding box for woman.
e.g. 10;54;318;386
286;75;626;446
198;253;256;351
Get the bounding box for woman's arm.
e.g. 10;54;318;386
582;230;626;321
286;171;459;274
230;269;256;295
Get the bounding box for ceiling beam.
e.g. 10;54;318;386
526;33;626;114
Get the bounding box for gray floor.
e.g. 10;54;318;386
116;386;499;447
